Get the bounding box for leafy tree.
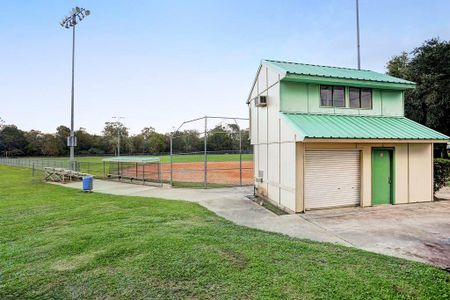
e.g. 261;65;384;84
75;127;96;154
171;130;202;153
141;127;167;153
25;130;44;156
41;134;64;156
0;125;28;156
103;121;129;154
56;125;70;155
207;125;233;151
387;38;450;157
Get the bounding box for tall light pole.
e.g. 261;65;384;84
356;0;361;69
60;7;90;168
112;116;125;156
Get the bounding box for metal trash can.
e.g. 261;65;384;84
82;176;93;192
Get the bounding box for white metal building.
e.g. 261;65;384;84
247;59;449;213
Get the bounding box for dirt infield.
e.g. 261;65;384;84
162;161;254;185
117;161;254;186
158;161;253;185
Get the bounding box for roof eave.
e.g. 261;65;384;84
303;137;449;143
283;73;416;90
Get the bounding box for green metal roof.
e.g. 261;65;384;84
263;59;415;89
102;156;160;163
281;113;449;141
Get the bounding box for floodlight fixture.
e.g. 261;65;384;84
60;6;90;29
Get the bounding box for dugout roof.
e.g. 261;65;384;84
102;156;160;163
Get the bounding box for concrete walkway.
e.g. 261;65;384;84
57;180;450;268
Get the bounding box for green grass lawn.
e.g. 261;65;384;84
0;166;449;299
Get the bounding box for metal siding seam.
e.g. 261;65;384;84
279;118;281;205
407;143;410;203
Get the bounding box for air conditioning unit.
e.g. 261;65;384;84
255;96;267;107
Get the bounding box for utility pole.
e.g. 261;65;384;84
60;7;90;169
112;116;125;157
356;0;361;70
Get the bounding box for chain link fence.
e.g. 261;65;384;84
0;152;254;188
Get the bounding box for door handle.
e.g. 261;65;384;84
388;177;392;184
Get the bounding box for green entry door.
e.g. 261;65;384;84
372;149;392;205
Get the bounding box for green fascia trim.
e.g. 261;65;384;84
281;113;450;140
282;74;416;90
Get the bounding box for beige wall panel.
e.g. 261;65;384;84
253;144;259;179
305;143;360;150
296;143;305;212
257;66;268;94
250;82;258;99
267;84;280;143
394;144;409;204
280;117;297;142
256;144;268;196
268;183;280;205
268;143;280;185
408;144;433;202
359;144;372;207
280;142;296;189
280;189;296;212
257;107;268;144
250;104;258;144
267;67;281;88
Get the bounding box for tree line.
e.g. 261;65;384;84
0;120;251;157
1;38;449;157
386;38;450;157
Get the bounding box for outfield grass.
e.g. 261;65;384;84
21;153;253;164
0;165;449;299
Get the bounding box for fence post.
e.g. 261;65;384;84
204;116;207;189
159;161;162;186
170;135;173;186
103;161;106;178
32;163;35;177
239;125;243;186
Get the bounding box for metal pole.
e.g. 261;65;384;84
239;126;243;186
356;0;361;70
117;125;120;157
204;116;207;189
170;135;173;186
69;22;76;169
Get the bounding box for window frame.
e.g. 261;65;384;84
320;85;346;108
348;87;373;109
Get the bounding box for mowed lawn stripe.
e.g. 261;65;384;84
0;166;448;299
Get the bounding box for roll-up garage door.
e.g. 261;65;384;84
304;150;360;210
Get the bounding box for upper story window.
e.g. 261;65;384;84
320;85;345;107
349;87;372;109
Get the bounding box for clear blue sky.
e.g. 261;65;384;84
1;0;449;134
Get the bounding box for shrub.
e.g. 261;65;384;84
434;158;450;192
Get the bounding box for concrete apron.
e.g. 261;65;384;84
53;180;450;269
